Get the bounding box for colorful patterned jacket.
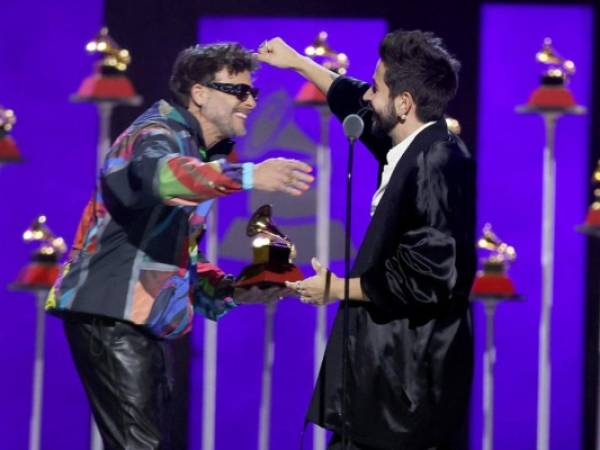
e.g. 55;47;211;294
46;100;253;339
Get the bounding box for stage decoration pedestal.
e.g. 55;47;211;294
71;27;142;450
291;32;348;450
10;216;66;450
233;204;303;450
516;37;586;450
471;224;521;450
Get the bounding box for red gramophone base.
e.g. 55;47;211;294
527;85;576;109
236;263;304;288
294;81;327;106
72;73;140;102
585;207;600;227
471;273;519;299
0;136;22;162
10;262;59;291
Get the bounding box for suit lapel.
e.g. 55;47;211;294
351;119;449;276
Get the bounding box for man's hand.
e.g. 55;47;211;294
253;157;314;196
255;37;304;69
256;37;339;95
234;285;294;304
286;258;339;306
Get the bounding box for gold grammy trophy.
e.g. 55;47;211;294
236;205;304;287
11;215;67;291
295;31;349;105
471;223;518;298
0;105;22;164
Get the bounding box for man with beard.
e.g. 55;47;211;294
46;42;314;449
257;30;475;449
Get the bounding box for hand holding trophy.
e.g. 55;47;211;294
234;205;303;304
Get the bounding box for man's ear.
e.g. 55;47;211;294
393;91;413;119
190;83;208;108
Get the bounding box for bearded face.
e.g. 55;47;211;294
370;98;399;137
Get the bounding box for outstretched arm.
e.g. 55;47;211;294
256;37;339;95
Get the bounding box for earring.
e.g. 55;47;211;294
400;113;407;122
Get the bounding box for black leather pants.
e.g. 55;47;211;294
64;314;173;450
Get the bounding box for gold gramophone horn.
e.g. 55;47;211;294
23;215;67;256
247;205;288;243
477;223;516;262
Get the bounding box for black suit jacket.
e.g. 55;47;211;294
306;77;476;449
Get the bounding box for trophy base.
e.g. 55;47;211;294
471;273;520;299
236;263;304;288
0;136;22;163
576;224;600;238
10;262;59;291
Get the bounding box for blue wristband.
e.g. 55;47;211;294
242;162;254;190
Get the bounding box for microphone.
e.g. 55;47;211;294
342;114;364;142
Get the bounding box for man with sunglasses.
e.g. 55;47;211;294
47;42;314;450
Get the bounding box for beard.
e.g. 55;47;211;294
206;109;246;138
370;101;399;137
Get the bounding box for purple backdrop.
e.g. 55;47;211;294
1;5;595;450
473;5;593;450
0;2;102;449
192;17;386;450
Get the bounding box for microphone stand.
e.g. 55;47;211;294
341;134;356;449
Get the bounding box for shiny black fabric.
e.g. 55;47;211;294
306;77;476;449
64;314;174;450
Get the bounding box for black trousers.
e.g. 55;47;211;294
64;313;173;450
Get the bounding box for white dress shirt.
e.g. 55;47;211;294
370;121;436;216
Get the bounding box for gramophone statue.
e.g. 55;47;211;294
9;215;66;450
518;37;584;112
0;105;22;164
516;40;585;450
71;27;142;181
471;223;518;298
470;224;520;450
295;31;349;106
11;215;66;291
72;27;141;101
576;159;600;237
236;204;304;288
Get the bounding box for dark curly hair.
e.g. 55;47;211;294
169;42;258;107
379;30;460;122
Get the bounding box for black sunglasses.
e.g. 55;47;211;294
205;82;259;102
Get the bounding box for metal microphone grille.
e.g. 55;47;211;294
342;114;364;140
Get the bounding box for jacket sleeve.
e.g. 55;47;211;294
101;124;253;210
360;140;474;314
191;254;237;321
327;76;392;165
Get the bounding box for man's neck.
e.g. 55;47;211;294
187;105;222;148
389;117;426;147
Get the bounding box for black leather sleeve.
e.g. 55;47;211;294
327;76;391;165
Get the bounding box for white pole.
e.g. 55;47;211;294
89;102;116;450
258;302;276;450
313;106;331;450
96;103;114;175
28;290;47;450
536;113;558;450
482;300;498;450
202;206;219;450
